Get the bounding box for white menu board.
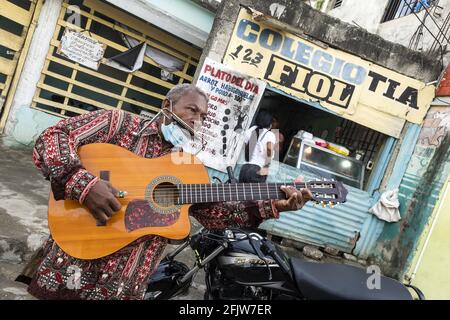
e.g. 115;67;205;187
192;57;266;173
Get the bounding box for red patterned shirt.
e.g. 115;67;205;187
28;109;279;300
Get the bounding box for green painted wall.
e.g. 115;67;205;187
10;105;60;146
146;0;214;33
409;174;450;299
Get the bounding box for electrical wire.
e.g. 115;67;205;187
403;0;446;69
420;2;450;44
435;97;450;105
404;1;445;49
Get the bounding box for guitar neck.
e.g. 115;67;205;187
177;182;307;204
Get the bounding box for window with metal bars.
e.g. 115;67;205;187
381;0;431;23
333;118;386;170
32;0;201;119
333;0;343;9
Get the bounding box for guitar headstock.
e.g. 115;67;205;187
306;179;348;208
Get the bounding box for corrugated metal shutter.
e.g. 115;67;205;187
259;161;373;253
207;161;373;254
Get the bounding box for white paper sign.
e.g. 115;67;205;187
192;58;266;173
58;29;106;70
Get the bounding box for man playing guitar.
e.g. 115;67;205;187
21;84;311;300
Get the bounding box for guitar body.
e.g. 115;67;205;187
48;143;210;260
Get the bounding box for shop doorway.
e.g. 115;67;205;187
252;88;389;191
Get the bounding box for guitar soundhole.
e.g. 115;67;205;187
152;182;179;208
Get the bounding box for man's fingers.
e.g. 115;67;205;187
280;185;289;198
104;180;113;190
290;192;298;205
294;175;304;183
296;191;304;206
108;196;122;212
103;205;114;218
109;184;119;196
285;189;297;206
104;181;119;196
281;185;308;210
281;185;297;197
110;185;127;199
93;210;109;226
301;188;313;201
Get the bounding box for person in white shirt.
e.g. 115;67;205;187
272;116;285;162
239;110;276;183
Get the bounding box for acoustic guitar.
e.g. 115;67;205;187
48;143;348;259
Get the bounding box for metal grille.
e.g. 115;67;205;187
0;0;39;130
333;0;343;9
334;119;385;166
382;0;421;22
261;165;373;254
32;0;201;118
428;6;449;53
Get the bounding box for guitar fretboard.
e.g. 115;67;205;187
176;182;307;204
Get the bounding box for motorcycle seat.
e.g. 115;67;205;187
290;257;412;300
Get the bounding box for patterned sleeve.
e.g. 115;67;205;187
33;109;138;203
190;200;279;230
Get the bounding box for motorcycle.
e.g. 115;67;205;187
145;227;425;300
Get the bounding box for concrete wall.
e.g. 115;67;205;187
196;0;441;83
407;173;450;299
3;0;63;146
328;0;389;34
377;1;450;65
370;105;450;280
326;0;450;66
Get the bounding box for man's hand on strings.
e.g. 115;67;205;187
274;176;312;212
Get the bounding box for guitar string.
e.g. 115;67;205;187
148;183;337;204
150;183;333;194
150;184;333;197
149;184;312;199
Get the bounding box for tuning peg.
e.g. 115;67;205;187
321;202;326;208
329;203;334;209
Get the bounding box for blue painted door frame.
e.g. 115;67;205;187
354;123;422;258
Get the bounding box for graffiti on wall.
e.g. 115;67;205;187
405;107;450;177
418;108;450;147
